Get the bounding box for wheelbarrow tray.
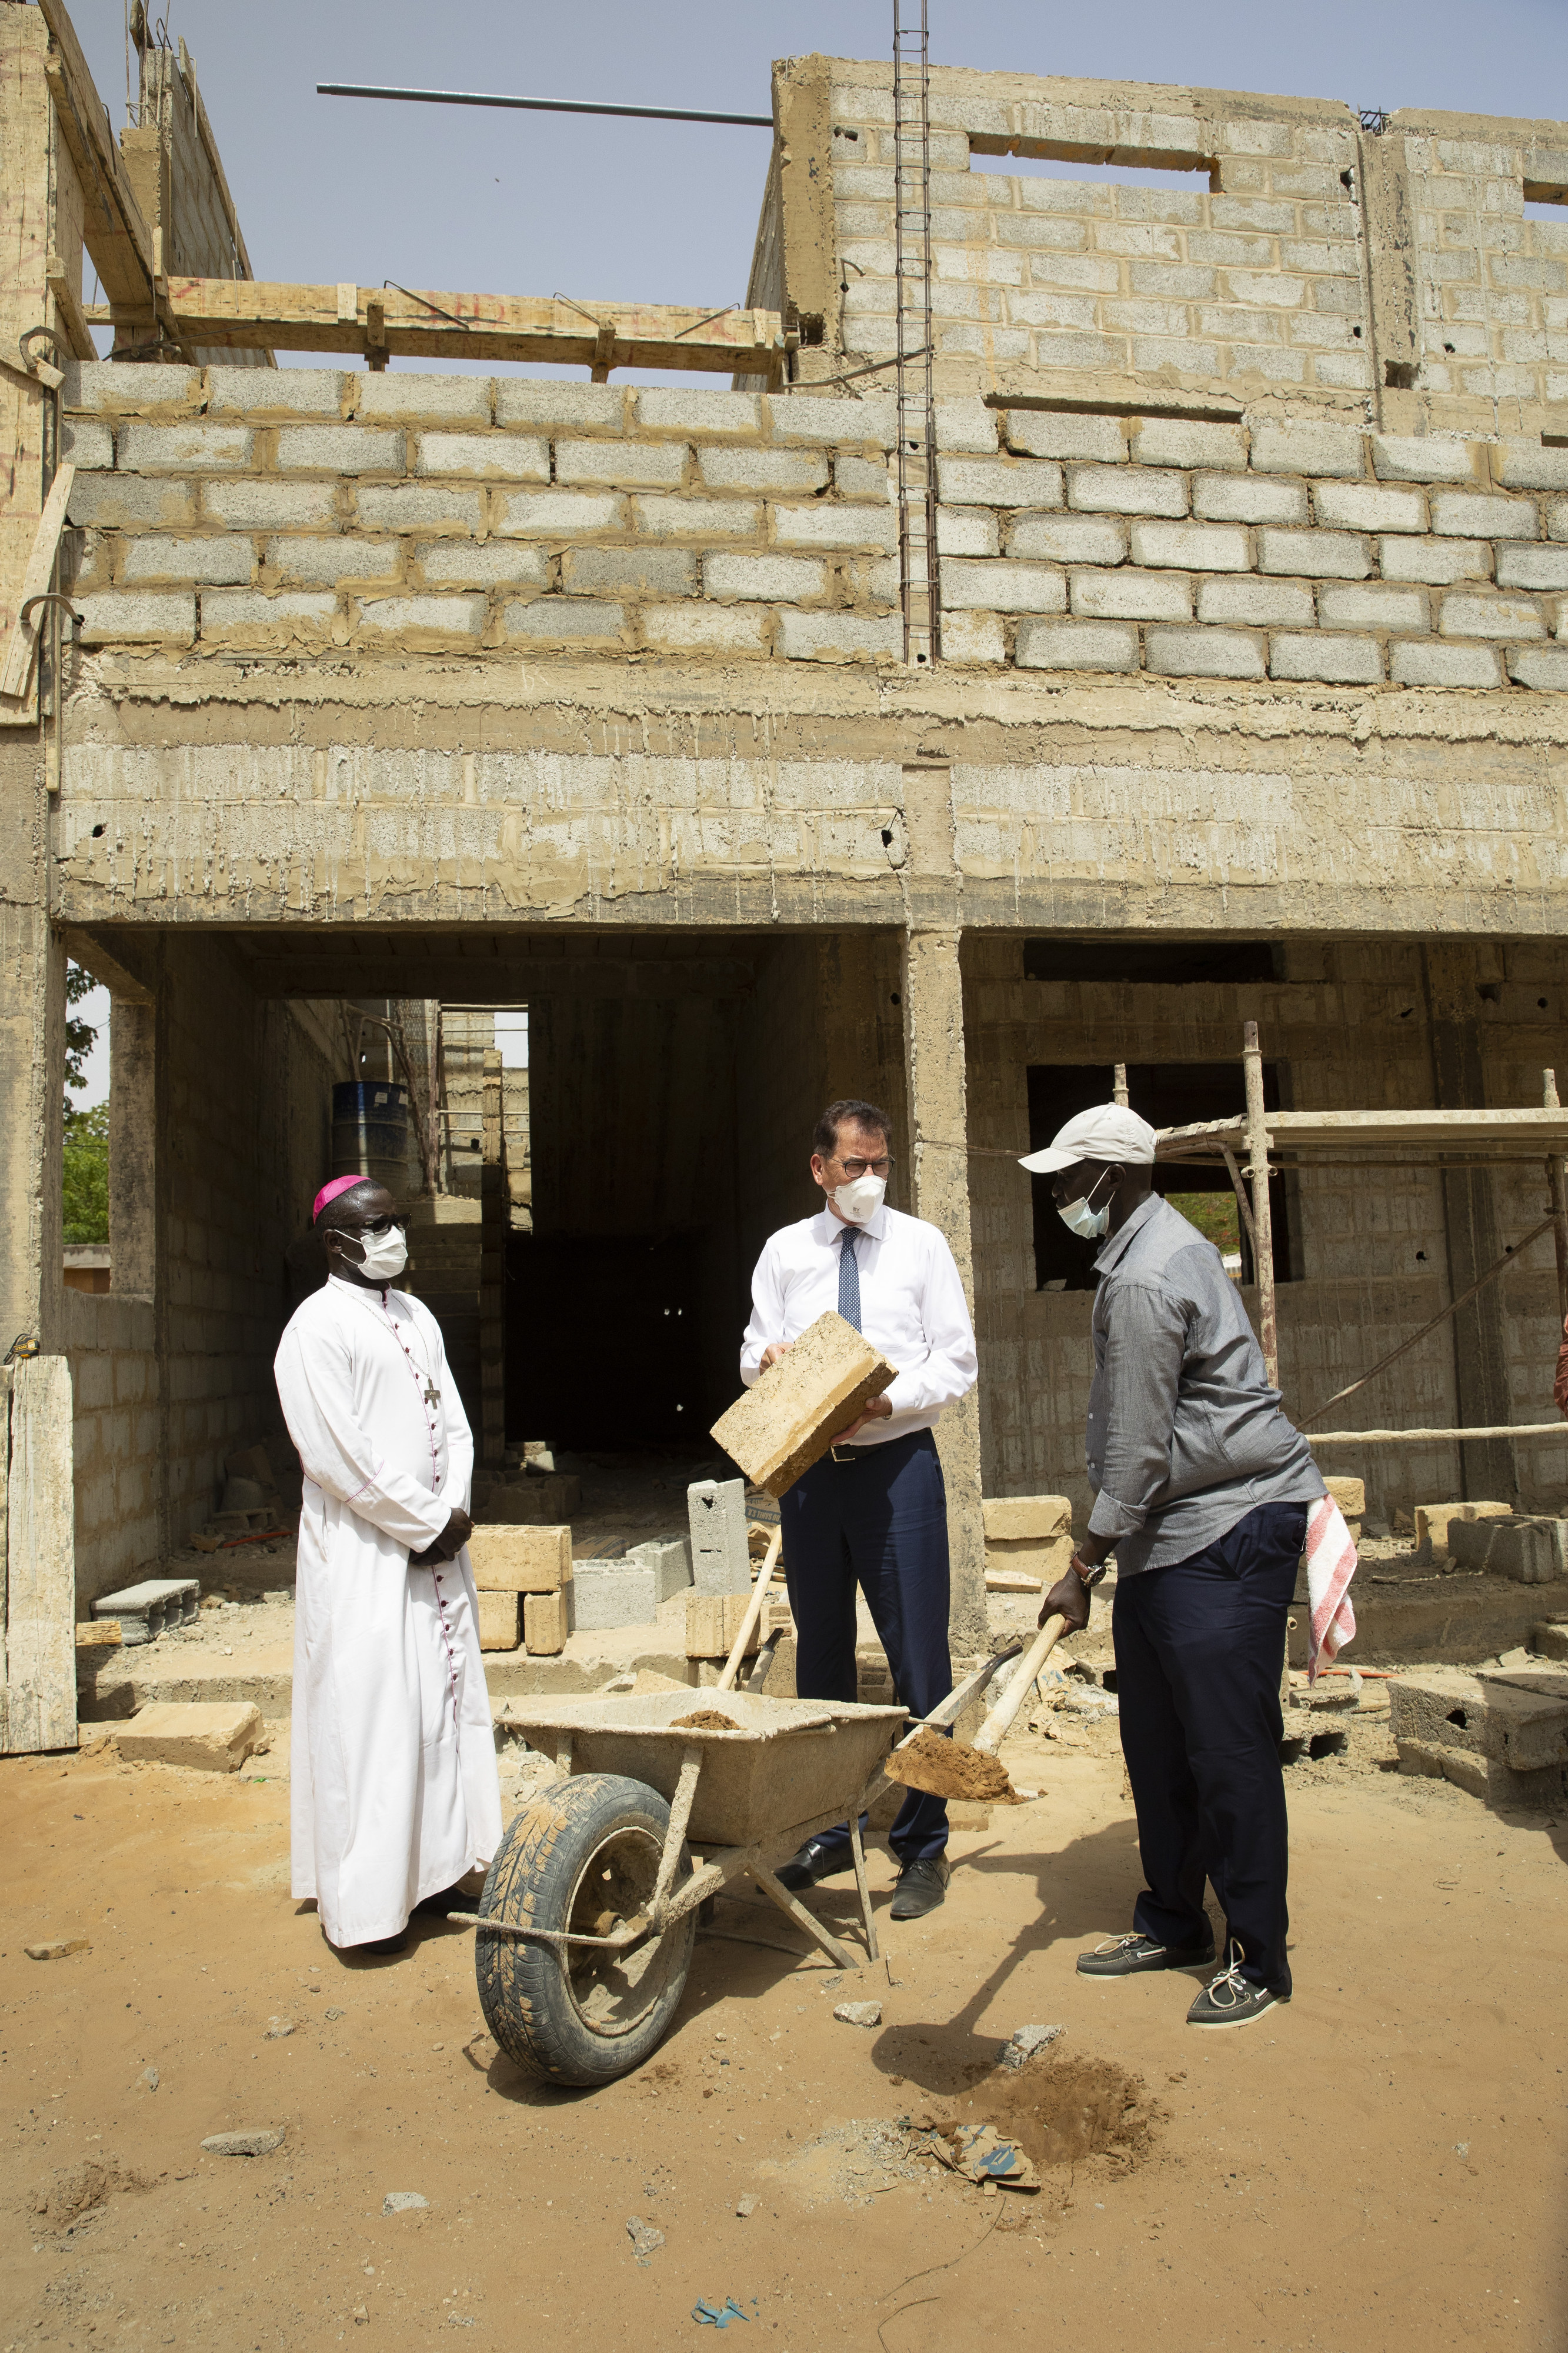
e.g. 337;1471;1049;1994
505;1688;908;1848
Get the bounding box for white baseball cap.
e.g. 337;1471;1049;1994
1018;1102;1159;1175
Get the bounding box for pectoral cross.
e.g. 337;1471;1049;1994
422;1377;441;1409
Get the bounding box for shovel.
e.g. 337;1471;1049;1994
883;1614;1071;1804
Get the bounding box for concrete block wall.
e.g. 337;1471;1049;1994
61;362;1568;692
962;932;1567;1523
1404;131;1568;432
61;1287;159;1602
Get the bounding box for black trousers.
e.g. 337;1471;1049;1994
778;1427;952;1864
1112;1499;1307;1993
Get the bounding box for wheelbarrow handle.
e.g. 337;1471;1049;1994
715;1527;783;1692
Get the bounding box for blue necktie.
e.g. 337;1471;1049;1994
838;1225;862;1331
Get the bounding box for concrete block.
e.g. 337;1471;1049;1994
116;1699;262;1772
355;484;482;534
986;1534;1075;1582
67;361;203;413
1391;639;1503;687
276;424;405;474
983;1495;1072;1542
476;1589;521;1651
77;591;196;644
93;1577;199;1644
59;418;114;470
1506;644;1568;689
629;1535;693;1603
203;479;338;530
1193;471;1307;526
1250;420;1365;478
270;536;401;585
1378;536;1492;585
1129;519;1249;571
201;590;338;639
701;551;824;602
1312;481;1427;534
1430;491;1537;539
561;546;696;597
118;421;253;474
468;1524;572;1593
1533;1624;1568;1662
1450;1514;1568;1583
1439;593;1546;640
1414;1499;1512;1561
1317;583;1429;632
688;1478;750;1595
356;374;493;423
355;594;485;638
495;488;625;536
777;611;902;662
933;397;999;452
697;446;827;494
1257;528;1370;579
1323;1476;1365;1519
1070;568;1190;621
556;438;687;489
70;473;196;529
772;502;898;551
1067;464;1187;518
1003;411;1125;463
415;431;548;481
1129;418;1247;471
835;455;893;500
1370;434;1477;484
524;1588;575;1654
710;1311;895;1497
495;382;624;431
1269;631;1383;682
633;494;759;539
763;392;897;445
1006;514;1126;565
503;598;625;641
942;558;1065;613
1146;625;1265;679
1494;439;1568;491
412;541;548;589
642;604;769;653
940;611;1006;662
572;1561;658;1630
635;388;761;437
686;1591;759;1659
1496;542;1568;591
1015;616;1139;671
121;537;254;585
1196;576;1314;627
938;455;1062;507
205;366;345;416
1390;1666;1568;1805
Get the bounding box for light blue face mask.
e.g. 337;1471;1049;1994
1057;1168;1114;1241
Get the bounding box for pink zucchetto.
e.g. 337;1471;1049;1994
313;1174;368;1223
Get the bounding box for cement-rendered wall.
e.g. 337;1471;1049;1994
964;931;1568;1522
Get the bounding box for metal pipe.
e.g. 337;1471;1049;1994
1242;1020;1277;1387
317;82;772;128
1307;1422;1567;1445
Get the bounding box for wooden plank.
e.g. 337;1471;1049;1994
178;41;255;284
2;1357;78;1757
36;0;155;310
0;464;75;702
1159;1108;1568;1158
83;278;785;375
46;255;97;362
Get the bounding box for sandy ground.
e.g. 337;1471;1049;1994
4;1709;1566;2353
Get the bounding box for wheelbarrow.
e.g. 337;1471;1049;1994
469;1685;909;2087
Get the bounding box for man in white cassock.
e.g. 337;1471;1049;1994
274;1174;502;1957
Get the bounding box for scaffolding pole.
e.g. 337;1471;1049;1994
892;3;938;668
1242;1019;1278;1389
1545;1067;1568;1327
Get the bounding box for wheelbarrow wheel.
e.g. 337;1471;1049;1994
475;1772;696;2088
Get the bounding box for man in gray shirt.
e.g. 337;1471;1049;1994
1021;1102;1325;2031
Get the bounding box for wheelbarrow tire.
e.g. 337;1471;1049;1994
475;1772;696;2089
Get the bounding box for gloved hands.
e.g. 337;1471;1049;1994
1040;1568;1091;1634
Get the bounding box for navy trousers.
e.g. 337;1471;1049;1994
1112;1499;1307;1994
778;1428;952;1865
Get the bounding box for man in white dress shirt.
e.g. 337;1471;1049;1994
274;1175;502;1958
740;1100;978;1919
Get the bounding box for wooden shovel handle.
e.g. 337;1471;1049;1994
715;1528;783;1692
973;1613;1069;1756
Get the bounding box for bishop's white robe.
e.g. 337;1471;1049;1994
274;1275;502;1948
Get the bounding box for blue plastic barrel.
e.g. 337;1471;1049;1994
331;1080;411;1193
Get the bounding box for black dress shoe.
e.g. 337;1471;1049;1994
415;1882;476;1917
889;1856;950;1920
331;1930;408;1958
774;1839;849;1892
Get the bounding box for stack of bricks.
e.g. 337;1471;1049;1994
467;1525;574;1655
62;362;1568;691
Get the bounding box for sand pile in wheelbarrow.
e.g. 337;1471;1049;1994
670;1709;742;1731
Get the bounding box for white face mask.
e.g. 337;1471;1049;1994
832;1174;886;1226
1057;1169;1113;1241
347;1224;408;1282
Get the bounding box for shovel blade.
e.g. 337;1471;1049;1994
882;1726;1019;1804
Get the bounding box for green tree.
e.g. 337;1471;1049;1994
65;960;99;1110
62;1100;109;1245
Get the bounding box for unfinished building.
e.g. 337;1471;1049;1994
4;4;1568;1749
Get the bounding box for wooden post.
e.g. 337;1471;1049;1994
479;1048;506;1472
1242;1021;1278;1389
1112;1061;1129;1108
1545;1069;1568;1328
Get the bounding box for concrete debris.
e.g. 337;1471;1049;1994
139;2067;159;2091
382;2191;428;2214
25;1938;91;1961
626;2215;665;2260
201;2128;285;2156
325;2006;346;2021
998;2022;1065;2069
264;2018;295;2039
1390;1664;1568;1805
735;2195;757;2218
115;1700;263;1773
833;2000;882;2028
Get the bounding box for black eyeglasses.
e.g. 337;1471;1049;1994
833;1156;894;1181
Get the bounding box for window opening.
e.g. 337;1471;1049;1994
63;961;111;1289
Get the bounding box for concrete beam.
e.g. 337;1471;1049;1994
239;955;759;1002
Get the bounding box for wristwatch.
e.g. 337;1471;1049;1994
1069;1553;1108;1587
